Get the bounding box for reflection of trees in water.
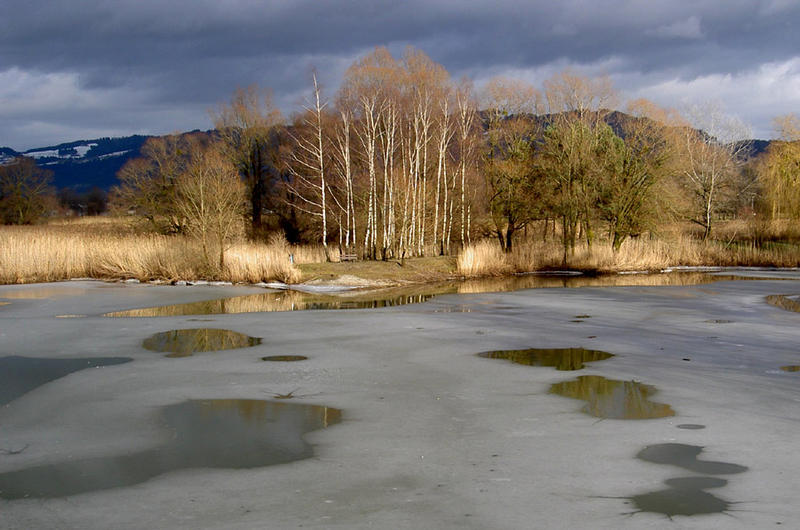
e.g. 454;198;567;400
107;289;436;316
766;294;800;313
481;348;613;370
0;287;87;299
457;272;718;294
205;399;342;428
549;375;674;419
142;328;260;356
0;399;342;499
107;293;300;316
105;271;736;317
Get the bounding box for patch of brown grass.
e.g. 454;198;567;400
299;255;457;284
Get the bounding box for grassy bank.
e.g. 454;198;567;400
298;256;457;285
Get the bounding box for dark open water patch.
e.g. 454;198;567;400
676;424;706;430
0;356;132;406
142;329;261;357
627;477;733;517
623;443;747;517
636;443;748;474
549;376;675;419
479;348;613;371
0;399;341;499
261;355;308;362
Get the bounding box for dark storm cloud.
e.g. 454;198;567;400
2;0;799;149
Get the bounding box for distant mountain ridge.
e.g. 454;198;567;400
0;136;150;192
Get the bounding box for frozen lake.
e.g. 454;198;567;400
1;272;799;528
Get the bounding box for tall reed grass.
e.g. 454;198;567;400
457;231;800;277
0;223;305;284
456;239;512;276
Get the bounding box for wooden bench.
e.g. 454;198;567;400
340;253;358;262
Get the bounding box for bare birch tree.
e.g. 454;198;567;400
455;80;479;246
285;73;331;253
331;108;357;250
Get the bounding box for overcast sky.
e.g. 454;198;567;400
2;0;799;150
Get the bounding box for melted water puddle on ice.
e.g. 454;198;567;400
636;443;748;474
549;376;675;419
478;347;613;371
0;399;341;499
622;443;748;517
261;355;308;362
479;347;674;418
0;356;132;405
142;329;261;357
626;477;733;517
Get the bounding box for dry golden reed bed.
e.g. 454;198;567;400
0;220;314;284
456;230;800;277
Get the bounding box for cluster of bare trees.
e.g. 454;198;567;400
282;55;761;263
286;48;482;260
109;46;800;264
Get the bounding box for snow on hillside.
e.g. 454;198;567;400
97;150;132;160
0;147;20;165
26;149;60;159
24;142;100;161
74;144;96;157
